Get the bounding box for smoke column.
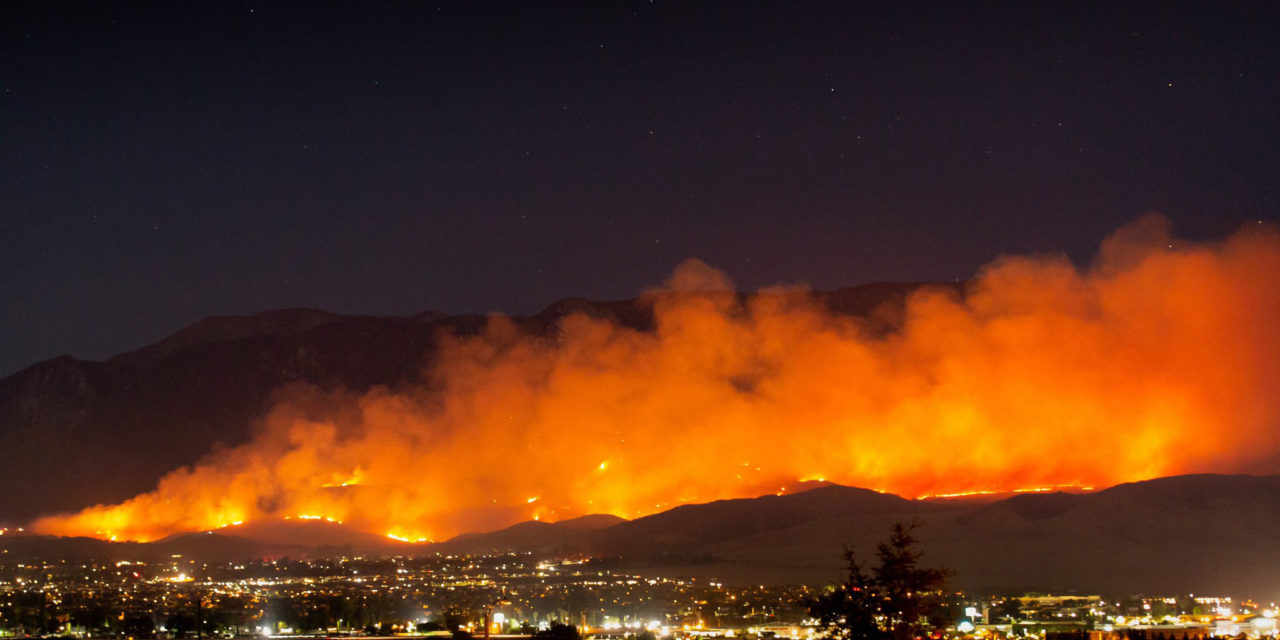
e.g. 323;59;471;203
33;215;1280;542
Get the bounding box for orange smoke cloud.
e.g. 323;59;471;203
33;215;1280;542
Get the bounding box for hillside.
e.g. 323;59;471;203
7;475;1280;599
0;282;942;522
594;475;1280;597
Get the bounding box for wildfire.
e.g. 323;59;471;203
28;216;1280;543
386;531;432;543
917;484;1096;500
321;467;366;488
1011;485;1095;494
917;490;999;500
289;514;342;524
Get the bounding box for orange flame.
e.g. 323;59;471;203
30;216;1280;542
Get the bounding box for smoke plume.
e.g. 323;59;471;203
33;215;1280;542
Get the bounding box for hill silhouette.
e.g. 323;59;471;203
7;475;1280;598
0;282;942;521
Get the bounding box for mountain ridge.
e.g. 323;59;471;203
5;474;1280;598
0;282;952;521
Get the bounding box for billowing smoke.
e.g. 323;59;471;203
33;215;1280;542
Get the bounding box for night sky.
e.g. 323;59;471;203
3;2;1277;377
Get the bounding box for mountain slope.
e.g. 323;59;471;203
421;475;1280;598
614;475;1280;597
5;474;1280;598
429;514;628;556
583;485;940;556
0;283;942;522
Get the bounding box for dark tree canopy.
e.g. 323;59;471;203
534;622;582;640
810;523;950;640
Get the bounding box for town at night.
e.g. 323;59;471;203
3;2;1279;640
2;549;1277;640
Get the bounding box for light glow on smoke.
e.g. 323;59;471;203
31;216;1280;542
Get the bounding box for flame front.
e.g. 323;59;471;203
33;216;1280;542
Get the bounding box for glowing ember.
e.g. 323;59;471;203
29;216;1280;542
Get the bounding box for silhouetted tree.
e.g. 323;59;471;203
810;523;950;640
534;622;582;640
875;523;949;640
809;544;885;640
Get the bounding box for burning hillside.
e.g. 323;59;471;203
32;215;1280;543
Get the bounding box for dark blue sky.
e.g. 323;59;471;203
3;1;1278;376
